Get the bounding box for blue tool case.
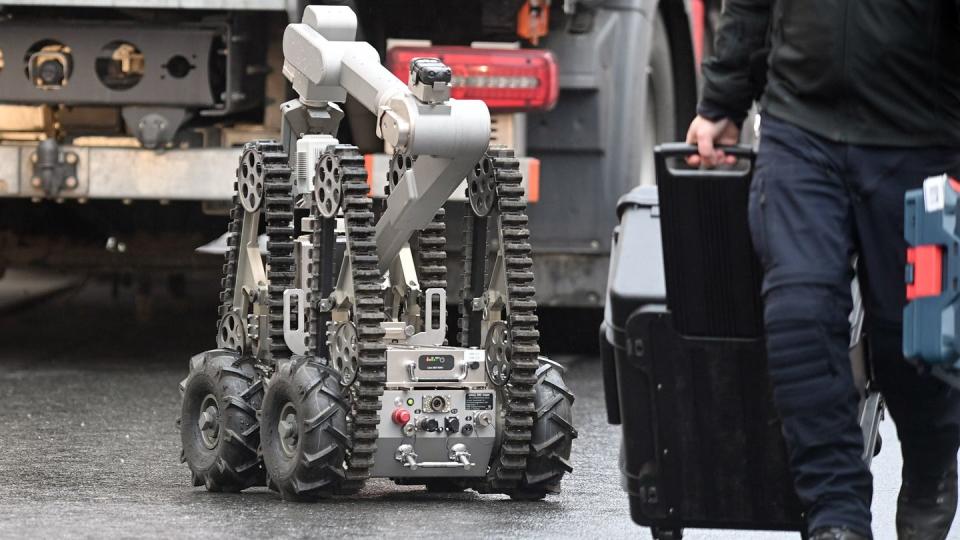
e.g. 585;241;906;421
903;175;960;365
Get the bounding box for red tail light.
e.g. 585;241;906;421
386;46;559;112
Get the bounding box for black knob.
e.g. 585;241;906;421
444;416;460;434
418;417;439;432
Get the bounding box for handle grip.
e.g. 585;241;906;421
654;142;755;182
654;142;755;160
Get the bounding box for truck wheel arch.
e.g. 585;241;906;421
658;0;698;140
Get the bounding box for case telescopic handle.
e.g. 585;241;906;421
654;142;755;160
653;142;756;181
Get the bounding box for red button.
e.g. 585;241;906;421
392;408;411;425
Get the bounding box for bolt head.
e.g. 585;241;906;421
31;177;42;188
65;176;77;189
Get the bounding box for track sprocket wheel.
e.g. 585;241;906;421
216;311;246;354
238;145;266;212
314;152;343;218
179;349;264;492
328;321;360;386
467;154;496;217
484;321;511;386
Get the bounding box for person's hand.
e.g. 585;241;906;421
685;115;741;167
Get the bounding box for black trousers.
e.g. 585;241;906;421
749;116;960;537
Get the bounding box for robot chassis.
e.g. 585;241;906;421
178;6;576;501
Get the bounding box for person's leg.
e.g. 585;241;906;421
848;145;960;538
751;116;872;537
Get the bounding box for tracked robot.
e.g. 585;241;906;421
177;6;576;501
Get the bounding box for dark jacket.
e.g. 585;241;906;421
698;0;960;147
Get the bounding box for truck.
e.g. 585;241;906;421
0;0;710;308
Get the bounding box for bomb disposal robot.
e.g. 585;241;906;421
178;6;576;501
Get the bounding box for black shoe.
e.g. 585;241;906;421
809;526;869;540
897;461;958;540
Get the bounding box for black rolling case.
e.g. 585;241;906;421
600;144;805;539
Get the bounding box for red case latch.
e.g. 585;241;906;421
907;244;943;300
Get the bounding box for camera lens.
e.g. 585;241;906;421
38;59;65;86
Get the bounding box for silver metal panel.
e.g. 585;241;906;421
0;144;238;200
87;148;237;200
384;345;489;387
0;146;535;202
0;0;286;10
0;146;21;196
371;389;496;478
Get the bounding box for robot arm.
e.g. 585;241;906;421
282;6;491;270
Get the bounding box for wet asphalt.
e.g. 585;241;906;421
0;278;951;539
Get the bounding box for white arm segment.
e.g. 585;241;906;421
282;6;491;271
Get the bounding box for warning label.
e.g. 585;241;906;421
465;392;494;410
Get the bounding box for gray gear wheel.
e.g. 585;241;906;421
328;321;360;386
467;154;496;217
314;153;343;218
238;146;266;212
484;321;511;386
216;311;247;353
388;152;413;188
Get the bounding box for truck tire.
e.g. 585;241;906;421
508;360;578;501
260;357;349;501
179;349;264;492
638;11;676;186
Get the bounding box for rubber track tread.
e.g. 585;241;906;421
218;203;243;325
416;208;447;339
258;141;296;366
309;145;386;487
457;147;539;491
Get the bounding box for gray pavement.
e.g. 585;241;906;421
0;279;955;539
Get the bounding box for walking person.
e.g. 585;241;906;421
686;1;960;538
